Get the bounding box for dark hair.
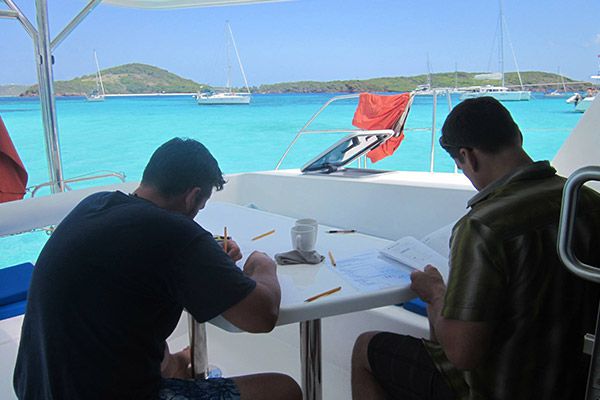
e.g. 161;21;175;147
440;96;522;158
141;138;226;197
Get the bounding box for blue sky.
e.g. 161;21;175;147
1;0;599;86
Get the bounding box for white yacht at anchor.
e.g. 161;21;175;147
196;22;251;105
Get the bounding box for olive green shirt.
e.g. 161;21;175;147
427;161;600;400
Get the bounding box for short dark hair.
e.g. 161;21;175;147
141;138;226;197
440;96;522;158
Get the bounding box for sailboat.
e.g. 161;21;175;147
545;67;568;97
85;50;106;102
460;0;531;102
197;22;251;105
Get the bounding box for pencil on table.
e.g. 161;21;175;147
223;227;228;253
251;229;275;241
328;250;336;267
304;286;342;303
327;229;356;234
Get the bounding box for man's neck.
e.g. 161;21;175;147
132;185;183;213
478;148;533;190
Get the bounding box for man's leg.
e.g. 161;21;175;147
352;331;456;400
233;373;302;400
352;331;389;400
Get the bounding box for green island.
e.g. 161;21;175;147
2;63;591;97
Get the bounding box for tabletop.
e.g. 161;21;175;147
195;201;416;330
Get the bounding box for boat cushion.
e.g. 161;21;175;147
0;262;34;306
0;299;27;321
402;297;428;317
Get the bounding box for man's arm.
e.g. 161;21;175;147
222;251;281;333
411;265;492;370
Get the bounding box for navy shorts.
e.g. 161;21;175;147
159;377;240;400
367;332;455;400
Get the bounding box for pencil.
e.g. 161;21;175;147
251;229;275;241
328;250;336;267
223;227;228;253
327;229;356;234
304;286;342;303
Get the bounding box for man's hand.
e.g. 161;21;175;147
222;251;280;333
242;251;276;276
410;264;446;304
218;239;242;262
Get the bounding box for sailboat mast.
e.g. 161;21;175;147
94;50;105;96
225;23;232;92
227;22;251;94
498;0;505;87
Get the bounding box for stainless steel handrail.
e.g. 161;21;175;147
28;171;126;197
274;91;454;172
557;166;600;283
557;166;600;400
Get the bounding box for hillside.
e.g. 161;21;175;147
22;64;208;96
0;84;29;97
18;65;590;96
254;71;587;93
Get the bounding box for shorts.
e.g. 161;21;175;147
159;377;241;400
367;332;455;400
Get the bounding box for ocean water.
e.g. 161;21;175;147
0;93;584;267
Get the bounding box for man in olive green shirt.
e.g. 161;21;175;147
351;97;600;399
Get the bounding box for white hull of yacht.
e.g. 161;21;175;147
575;97;595;113
460;89;531;101
197;93;251;105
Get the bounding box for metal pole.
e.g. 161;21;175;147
35;0;65;193
300;319;322;400
51;0;102;51
429;91;438;172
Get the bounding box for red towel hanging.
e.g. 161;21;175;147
0;117;28;203
351;92;412;163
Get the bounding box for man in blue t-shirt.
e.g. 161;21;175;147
14;138;301;400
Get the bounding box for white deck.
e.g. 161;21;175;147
0;170;472;399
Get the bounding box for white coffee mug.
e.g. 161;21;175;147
296;218;318;237
291;225;317;252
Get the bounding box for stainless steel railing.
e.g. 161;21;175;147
274;91;454;172
28;170;126;197
557;166;600;400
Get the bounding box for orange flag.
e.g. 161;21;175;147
351;92;412;163
0;117;28;203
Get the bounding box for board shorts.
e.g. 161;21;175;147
159;377;241;400
367;332;456;400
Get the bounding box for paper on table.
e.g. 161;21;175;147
380;236;449;282
333;249;412;292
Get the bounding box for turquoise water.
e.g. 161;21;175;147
0;93;584;267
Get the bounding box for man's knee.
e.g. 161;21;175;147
352;331;382;371
234;372;301;400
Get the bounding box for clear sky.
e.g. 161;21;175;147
1;0;599;87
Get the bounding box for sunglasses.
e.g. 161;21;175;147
439;135;470;158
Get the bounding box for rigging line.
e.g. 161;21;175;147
502;14;524;89
486;15;501;74
227;22;250;94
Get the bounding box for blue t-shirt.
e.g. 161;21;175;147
14;191;256;399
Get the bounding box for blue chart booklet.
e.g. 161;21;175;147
334;224;452;292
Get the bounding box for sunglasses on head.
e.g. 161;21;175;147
439;135;470;158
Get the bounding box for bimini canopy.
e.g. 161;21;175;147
101;0;284;9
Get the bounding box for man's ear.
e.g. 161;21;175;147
460;148;479;173
184;187;203;210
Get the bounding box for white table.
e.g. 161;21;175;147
196;202;415;400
